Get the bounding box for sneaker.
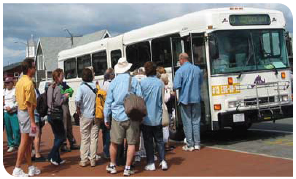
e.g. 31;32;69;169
90;160;96;167
134;155;141;162
12;167;29;177
50;159;59;166
70;144;80;150
123;168;135;176
194;145;201;150
61;146;71;152
79;161;87;167
59;160;66;165
88;154;101;161
35;156;47;162
145;163;156;171
28;166;41;177
7;146;14;153
160;160;168;170
106;164;117;174
182;145;194;152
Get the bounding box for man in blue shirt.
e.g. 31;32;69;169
104;57;142;176
173;53;203;151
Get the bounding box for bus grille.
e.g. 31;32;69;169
244;96;275;106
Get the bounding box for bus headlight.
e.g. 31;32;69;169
228;101;236;108
282;95;289;102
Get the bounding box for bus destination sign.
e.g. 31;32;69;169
229;14;271;26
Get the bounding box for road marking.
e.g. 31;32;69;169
249;128;293;134
207;146;293;161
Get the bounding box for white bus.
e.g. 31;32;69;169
58;7;293;140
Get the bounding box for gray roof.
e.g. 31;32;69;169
3;62;22;71
38;30;109;72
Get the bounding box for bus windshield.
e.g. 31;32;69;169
209;29;289;75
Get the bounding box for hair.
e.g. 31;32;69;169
179;53;190;61
104;68;115;81
52;68;64;83
144;61;157;77
82;68;94;82
21;58;35;75
132;68;139;76
160;73;169;85
156;66;166;74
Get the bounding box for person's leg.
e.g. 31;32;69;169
192;103;201;147
102;121;110;158
15;133;31;168
11;113;21;147
126;144;135;167
90;119;99;162
79;117;92;163
4;112;14;147
110;142;118;165
141;125;154;164
47;120;59;162
180;104;194;148
65;104;77;147
25;137;34;167
34;124;41;158
153;125;165;162
55;121;66;163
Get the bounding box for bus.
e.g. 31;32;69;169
58;7;293;141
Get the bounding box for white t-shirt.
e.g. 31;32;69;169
3;88;17;113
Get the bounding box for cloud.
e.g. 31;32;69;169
3;3;293;66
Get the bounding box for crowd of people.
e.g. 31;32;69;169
4;52;203;177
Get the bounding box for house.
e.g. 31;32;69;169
3;62;22;82
35;29;110;84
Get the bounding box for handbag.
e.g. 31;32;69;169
124;76;147;121
162;86;170;127
49;85;63;121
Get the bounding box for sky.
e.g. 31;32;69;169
2;3;293;66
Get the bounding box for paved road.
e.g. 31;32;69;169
3;118;293;177
202;117;293;160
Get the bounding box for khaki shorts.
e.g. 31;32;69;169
17;109;31;134
110;118;140;145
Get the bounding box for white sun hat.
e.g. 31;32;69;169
114;57;133;74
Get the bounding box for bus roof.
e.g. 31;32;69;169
58;7;285;61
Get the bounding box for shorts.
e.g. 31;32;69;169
17;110;31;134
110;118;140;145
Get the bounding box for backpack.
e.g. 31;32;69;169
36;91;48;117
95;84;107;119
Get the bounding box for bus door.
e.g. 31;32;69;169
190;33;211;129
169;37;185;141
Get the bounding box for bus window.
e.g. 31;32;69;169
92;51;107;76
126;41;151;71
111;50;122;68
64;58;77;79
77;54;91;78
192;37;206;68
152;36;173;67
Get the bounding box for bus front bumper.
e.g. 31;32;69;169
213;104;293;130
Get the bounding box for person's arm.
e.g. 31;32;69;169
27;102;36;132
53;86;68;106
132;77;142;97
75;86;82;117
173;71;182;91
104;83;114;128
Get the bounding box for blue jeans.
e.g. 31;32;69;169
4;112;20;147
100;120;110;158
179;103;201;147
48;116;66;162
141;124;165;164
